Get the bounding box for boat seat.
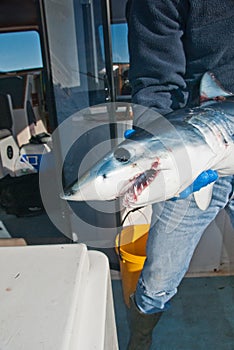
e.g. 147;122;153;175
0;93;20;178
0;129;11;139
0;93;13;138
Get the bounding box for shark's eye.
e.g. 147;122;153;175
114;147;131;163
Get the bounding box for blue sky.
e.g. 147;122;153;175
99;23;129;63
0;31;43;72
0;25;129;73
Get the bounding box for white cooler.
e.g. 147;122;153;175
0;244;119;350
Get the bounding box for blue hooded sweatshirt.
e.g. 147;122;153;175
127;0;234;123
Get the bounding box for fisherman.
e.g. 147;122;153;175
126;1;234;349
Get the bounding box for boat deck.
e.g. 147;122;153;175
112;273;234;350
1;208;233;350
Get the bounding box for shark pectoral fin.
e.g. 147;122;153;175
193;182;215;211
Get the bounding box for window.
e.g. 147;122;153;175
0;31;43;73
99;23;129;64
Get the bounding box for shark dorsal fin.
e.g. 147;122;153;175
200;72;233;104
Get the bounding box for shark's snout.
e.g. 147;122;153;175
61;171;119;202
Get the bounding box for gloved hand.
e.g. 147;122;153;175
175;169;218;199
124;128;218;199
124;129;137;138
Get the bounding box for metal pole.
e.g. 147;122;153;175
101;0;116;103
101;0;122;230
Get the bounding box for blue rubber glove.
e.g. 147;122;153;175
124;129;218;199
124;129;136;138
176;170;218;199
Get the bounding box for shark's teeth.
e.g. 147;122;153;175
123;166;159;207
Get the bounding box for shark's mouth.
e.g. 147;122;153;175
122;161;159;206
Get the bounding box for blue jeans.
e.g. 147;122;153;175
135;176;234;314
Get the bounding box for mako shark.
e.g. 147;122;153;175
62;73;234;210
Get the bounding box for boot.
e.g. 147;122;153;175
127;294;162;350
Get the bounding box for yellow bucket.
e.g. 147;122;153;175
115;224;150;307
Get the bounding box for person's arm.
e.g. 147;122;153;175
127;0;189;126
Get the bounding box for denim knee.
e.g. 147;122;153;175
134;276;174;314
